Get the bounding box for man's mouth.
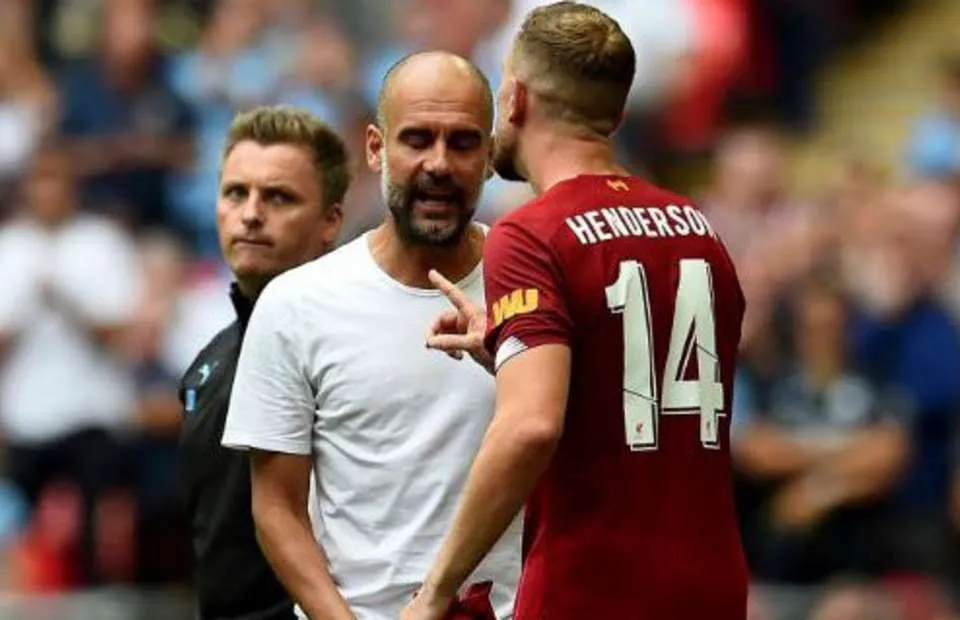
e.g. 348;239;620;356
234;237;272;247
413;188;462;210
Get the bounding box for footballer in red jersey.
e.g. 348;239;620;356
404;4;748;620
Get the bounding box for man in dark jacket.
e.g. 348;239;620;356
179;105;349;620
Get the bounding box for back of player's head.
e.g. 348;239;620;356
223;105;352;210
511;1;635;136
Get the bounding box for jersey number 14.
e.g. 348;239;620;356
605;259;724;451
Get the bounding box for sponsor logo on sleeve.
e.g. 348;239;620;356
492;288;539;327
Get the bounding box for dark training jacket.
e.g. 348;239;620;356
179;284;294;620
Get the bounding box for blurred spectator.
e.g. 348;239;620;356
280;20;355;123
166;0;307;256
702;124;813;268
658;0;750;154
701;124;823;354
0;144;142;587
847;182;960;578
127;231;232;583
58;0;194;232
734;275;909;584
808;581;901;620
7;482;83;592
129;231;232;388
905;55;960;180
361;0;510;112
0;1;57;214
0;0;954;610
749;0;833;133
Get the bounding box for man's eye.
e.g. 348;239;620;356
265;190;295;205
223;186;246;200
449;133;482;151
401;130;433;149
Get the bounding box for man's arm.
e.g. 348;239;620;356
733;421;826;481
768;422;908;531
41;281;131;352
44;222;144;355
809;421;909;504
250;451;354;620
414;220;574;613
419;344;569;607
221;277;354;619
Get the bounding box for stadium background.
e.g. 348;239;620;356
0;0;959;618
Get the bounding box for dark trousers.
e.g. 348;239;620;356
7;426;131;585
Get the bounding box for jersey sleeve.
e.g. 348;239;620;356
222;280;314;455
484;219;572;371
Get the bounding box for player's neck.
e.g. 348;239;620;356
521;127;630;195
369;222;484;289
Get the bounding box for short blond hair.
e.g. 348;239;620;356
223;106;351;208
513;2;635;135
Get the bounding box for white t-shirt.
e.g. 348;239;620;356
0;215;141;443
222;232;522;620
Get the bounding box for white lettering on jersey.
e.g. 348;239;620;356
564;205;716;246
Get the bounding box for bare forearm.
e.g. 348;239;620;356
817;426;908;501
424;416;557;599
734;425;821;480
255;507;354;620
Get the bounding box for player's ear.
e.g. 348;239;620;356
365;124;384;173
508;78;527;126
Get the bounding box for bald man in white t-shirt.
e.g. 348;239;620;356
222;52;521;620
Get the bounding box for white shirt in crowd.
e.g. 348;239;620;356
222;231;522;620
0;214;142;444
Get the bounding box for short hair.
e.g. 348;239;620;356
375;51;494;131
222;106;351;209
512;1;636;135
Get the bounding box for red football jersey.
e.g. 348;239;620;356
484;175;748;620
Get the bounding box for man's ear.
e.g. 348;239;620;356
508;78;527;126
320;203;344;248
365;124;384;173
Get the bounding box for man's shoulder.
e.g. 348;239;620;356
256;235;370;312
490;194;560;243
299;234;369;281
179;321;240;388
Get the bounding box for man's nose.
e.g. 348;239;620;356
422;141;452;177
240;194;265;227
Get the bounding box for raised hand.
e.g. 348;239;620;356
426;269;493;373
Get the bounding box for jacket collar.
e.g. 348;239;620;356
229;282;255;328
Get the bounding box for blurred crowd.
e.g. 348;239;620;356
1;0;959;618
